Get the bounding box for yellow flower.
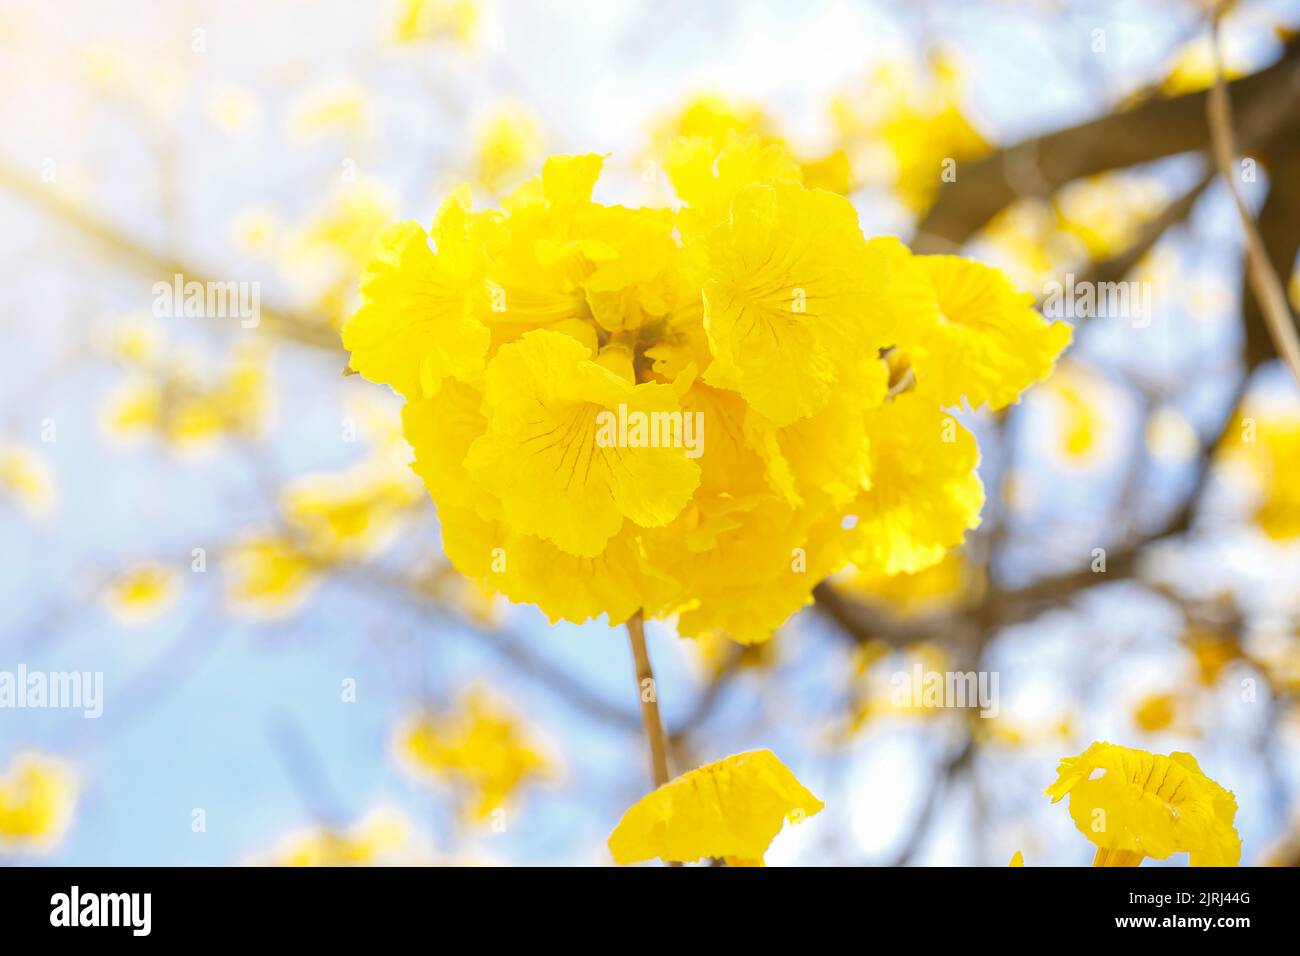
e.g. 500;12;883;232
1132;692;1178;734
103;347;272;451
654;95;855;198
608;750;823;866
347;149;1065;642
289;80;370;142
343;187;500;399
393;0;479;47
1045;742;1241;867
208;84;258;134
1237;412;1300;540
472;102;544;195
280;462;422;562
394;688;553;821
1009;850;1024;866
665;131;802;236
847;393;985;575
0;753;76;853
842;548;977;618
223;533;319;619
1035;362;1121;468
247;806;427;866
832;55;988;213
0;444;56;521
701;181;893;425
102;562;180;626
464;330;699;557
900;256;1072;411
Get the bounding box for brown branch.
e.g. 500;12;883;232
626;610;672;790
0;158;339;351
1206;22;1300;385
915;37;1300;252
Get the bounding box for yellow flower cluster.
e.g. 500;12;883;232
343;137;1070;641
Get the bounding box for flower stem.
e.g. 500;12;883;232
626;610;671;789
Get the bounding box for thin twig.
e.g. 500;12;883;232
626;610;672;790
1205;17;1300;385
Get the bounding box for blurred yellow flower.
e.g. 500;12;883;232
289;80;370;142
842;549;977;618
394;688;553;821
103;346;272;452
608;749;822;866
208;84;259;134
1184;628;1239;686
1053;173;1166;262
281;462;423;563
1132;692;1179;734
1009;850;1024;866
832;55;988;213
393;0;479;47
102;562;181;626
223;533;320;619
1045;742;1241;866
0;443;56;521
0;752;76;854
247;806;427;866
1219;408;1300;540
654;93;853;195
472;102;544;195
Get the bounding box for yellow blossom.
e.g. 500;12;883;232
472;102;544;195
393;0;478;47
608;750;823;866
346;148;1067;642
247;806;427;866
102;562;180;625
208;84;258;134
464;330;700;557
289;80;370;142
1217;406;1300;539
0;753;76;853
223;533;320;619
0;444;56;521
1045;742;1241;866
1132;692;1179;734
343;187;499;399
394;689;553;821
899;255;1073;412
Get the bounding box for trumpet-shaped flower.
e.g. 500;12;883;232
900;255;1073;411
343;187;500;399
1045;742;1241;867
608;750;823;866
464;330;699;557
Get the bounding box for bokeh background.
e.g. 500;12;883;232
2;0;1300;866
